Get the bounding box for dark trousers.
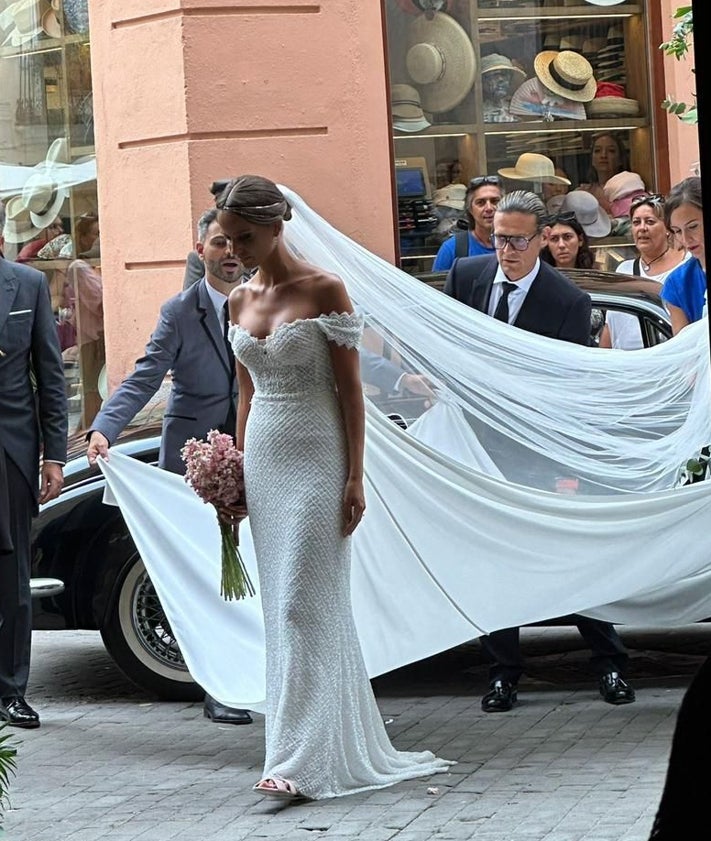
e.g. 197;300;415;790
0;457;34;700
481;616;629;686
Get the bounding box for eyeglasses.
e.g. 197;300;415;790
629;193;665;214
491;233;538;251
469;175;501;189
545;211;577;226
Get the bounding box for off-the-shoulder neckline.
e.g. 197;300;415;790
229;311;360;343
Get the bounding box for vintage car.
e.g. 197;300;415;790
30;270;673;700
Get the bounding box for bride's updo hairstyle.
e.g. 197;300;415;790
212;175;292;224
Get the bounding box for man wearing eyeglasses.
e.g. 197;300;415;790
443;189;635;713
432;176;502;271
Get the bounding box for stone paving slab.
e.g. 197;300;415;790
2;625;708;841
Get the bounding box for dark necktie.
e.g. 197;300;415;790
493;281;518;324
222;301;235;364
221;301;237;437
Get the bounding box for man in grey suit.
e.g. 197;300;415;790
86;207;253;725
444;190;635;714
0;201;67;728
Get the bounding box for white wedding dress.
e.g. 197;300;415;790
229;312;453;799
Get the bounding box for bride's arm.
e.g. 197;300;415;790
235;360;254;451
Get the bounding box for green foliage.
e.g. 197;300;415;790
660;6;697;125
0;726;17;823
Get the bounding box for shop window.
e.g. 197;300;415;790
0;0;102;434
384;0;655;275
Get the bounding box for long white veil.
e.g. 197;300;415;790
98;188;711;709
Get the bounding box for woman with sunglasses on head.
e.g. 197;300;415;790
600;193;688;349
540;212;595;271
660;177;706;336
432;175;502;270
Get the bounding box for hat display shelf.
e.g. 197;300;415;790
386;0;656;274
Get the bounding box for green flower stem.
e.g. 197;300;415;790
218;518;256;601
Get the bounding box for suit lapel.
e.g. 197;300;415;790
0;261;20;336
470;261;497;315
514;269;546;333
196;279;232;380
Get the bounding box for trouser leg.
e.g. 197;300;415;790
481;627;523;685
0;459;33;700
574;615;629;676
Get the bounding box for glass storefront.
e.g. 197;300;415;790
384;0;656;275
0;0;101;434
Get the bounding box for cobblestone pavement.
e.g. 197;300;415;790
3;625;709;841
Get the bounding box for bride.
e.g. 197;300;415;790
215;174;453;801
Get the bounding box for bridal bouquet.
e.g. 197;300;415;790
180;430;255;601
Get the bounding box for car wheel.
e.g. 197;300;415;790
100;549;203;701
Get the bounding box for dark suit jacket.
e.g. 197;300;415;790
91;278;236;474
443;254;591;345
0;258;68;504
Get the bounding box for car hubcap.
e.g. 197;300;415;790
127;566;188;672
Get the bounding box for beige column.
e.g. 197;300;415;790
89;1;395;386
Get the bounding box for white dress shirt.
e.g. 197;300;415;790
487;259;540;324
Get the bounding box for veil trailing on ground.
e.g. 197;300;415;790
99;188;711;710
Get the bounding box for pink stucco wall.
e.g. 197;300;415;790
90;1;395;387
659;0;699;185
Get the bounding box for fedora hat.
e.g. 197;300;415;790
3;195;43;243
18;137;70;229
481;53;526;83
559;190;612;237
534;50;597;102
433;183;466;210
406;11;476;113
391;84;431;133
498;153;571;185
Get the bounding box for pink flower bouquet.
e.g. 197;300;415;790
180;430;255;601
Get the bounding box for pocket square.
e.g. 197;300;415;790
8;309;31;316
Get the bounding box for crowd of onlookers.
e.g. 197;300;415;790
429;131;705;346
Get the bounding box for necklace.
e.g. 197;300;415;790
642;247;669;271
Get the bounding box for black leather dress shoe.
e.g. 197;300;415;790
0;696;40;729
203;694;253;725
599;672;636;705
481;680;517;713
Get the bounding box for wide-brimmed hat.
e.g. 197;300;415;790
433;183;466;210
18;137;70;228
2;194;43;243
559;190;612;237
587;96;639;117
391;84;431;133
498;153;572;185
406;12;476;113
534;50;597;102
582;0;628;5
481;53;526;83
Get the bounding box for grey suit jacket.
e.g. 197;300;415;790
444;255;591;346
91;277;236;474
0;257;68;502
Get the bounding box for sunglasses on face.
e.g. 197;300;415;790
629;193;665;214
469;175;501;189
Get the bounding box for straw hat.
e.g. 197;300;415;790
433;183;466;210
582;0;628;5
406;12;476;113
498;153;571;185
587;96;639;117
559;190;612;237
481;53;526;83
534;50;597;102
391;84;431;133
3;195;43;243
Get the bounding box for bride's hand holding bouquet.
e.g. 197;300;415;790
180;430;255;601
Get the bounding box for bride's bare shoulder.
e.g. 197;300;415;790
307;269;352;314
